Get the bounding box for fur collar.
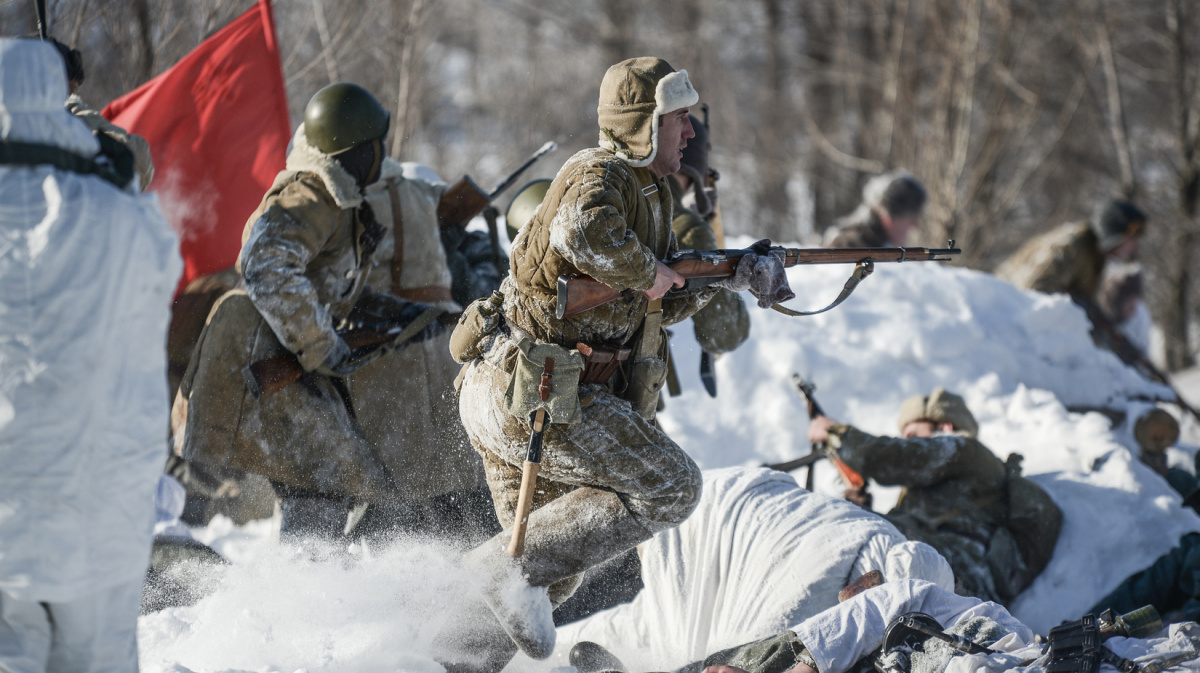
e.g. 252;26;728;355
285;123;363;209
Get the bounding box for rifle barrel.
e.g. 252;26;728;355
488;141;557;201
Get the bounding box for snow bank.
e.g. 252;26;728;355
139;238;1200;668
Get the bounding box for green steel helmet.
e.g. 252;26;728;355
505;179;551;242
303;82;390;155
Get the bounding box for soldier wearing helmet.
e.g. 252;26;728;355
176;83;443;537
996;199;1147;302
808;388;1063;605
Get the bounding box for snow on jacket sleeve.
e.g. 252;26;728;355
828;426;975;488
240;178;342;372
546;160;658;294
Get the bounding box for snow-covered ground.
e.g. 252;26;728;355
138;237;1200;671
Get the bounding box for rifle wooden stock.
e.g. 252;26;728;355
242;308;456;400
436;141;559;230
788;374;867;491
556;243;960;319
242;327;398;400
436;176;491;229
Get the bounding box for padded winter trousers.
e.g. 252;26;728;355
458;335;702;601
667;631;812;673
460;336;701;530
0;580;141;673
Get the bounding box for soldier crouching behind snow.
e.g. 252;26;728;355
176;83;443;538
809;389;1063;605
436;57;793;671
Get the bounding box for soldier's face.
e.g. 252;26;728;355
648;108;695;178
901;420;955;438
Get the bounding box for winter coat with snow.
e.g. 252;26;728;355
65;94;155;192
827;426;1063;604
667;174;750;354
824;208;892;248
504;146;714;350
995;221;1106;301
178;124;396;501
348;159;486;500
0;38;181;602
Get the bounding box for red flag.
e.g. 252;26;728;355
105;0;291;292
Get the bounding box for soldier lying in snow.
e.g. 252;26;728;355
568;579;1197;673
808;389;1063;605
556;467;954;668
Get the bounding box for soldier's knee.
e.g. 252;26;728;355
637;455;702;531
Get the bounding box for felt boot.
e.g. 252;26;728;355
463;487;653;660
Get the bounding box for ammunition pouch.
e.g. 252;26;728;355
504;338;585;425
624;298;667;421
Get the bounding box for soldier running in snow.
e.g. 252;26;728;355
808;389;1063;605
439;57;792;670
824;171;927;248
175;83;444;538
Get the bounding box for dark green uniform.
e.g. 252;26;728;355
827;426;1063;604
667;175;749;354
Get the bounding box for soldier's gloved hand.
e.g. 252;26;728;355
317;337;367;377
394;301;448;345
715;239;796;308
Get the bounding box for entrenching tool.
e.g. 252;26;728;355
508;358;555;557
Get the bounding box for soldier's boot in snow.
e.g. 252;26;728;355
430;607;518;673
570;641;628;673
278;493;352;541
463;487;653;660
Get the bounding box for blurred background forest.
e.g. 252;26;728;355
3;0;1200;371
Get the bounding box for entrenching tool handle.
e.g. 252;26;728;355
508;455;541;557
509;408;546;557
508;358;555;557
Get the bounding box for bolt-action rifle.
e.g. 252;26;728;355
1074;294;1200;424
555;242;961;320
241;307;448;401
436;141;557;230
766;375;869;505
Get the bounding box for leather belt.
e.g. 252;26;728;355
396;286;455;303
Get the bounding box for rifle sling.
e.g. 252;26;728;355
0;139;129;189
390;305;447;349
386;177;405;296
766;260;874;317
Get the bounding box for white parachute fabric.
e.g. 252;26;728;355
0;38;181;603
556;467;948;670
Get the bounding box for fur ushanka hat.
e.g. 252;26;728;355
897;388;979;439
597;57;699;168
